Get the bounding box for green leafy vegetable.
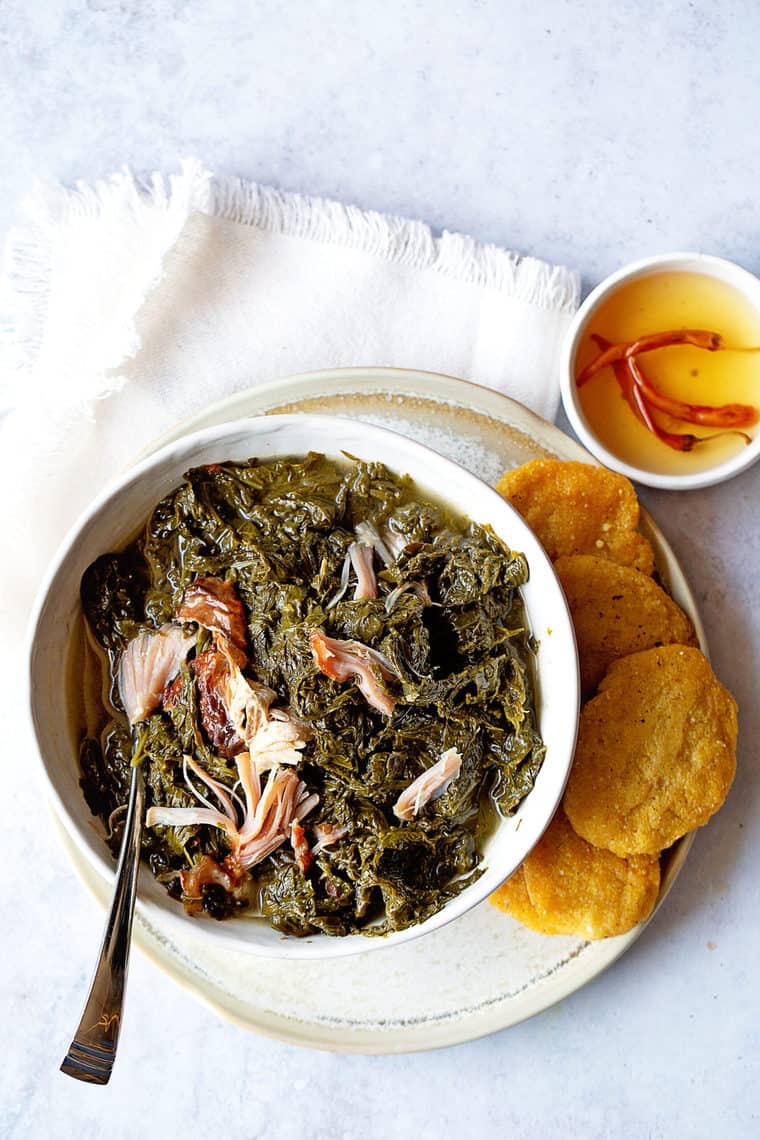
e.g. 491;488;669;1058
79;453;545;935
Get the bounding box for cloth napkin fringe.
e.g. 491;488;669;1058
209;176;579;312
0;159;209;405
1;160;578;411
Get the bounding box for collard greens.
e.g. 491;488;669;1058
79;453;545;936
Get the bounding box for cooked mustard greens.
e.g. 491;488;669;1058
79;454;545;936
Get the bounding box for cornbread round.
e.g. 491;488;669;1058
554;554;698;695
521;811;661;939
490;865;567;935
564;646;738;856
496;458;654;574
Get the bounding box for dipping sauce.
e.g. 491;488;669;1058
575;272;760;476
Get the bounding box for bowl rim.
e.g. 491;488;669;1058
559;251;760;490
27;411;579;959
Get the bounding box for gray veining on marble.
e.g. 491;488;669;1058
2;2;759;1138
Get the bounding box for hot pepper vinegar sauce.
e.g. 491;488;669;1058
575;272;760;476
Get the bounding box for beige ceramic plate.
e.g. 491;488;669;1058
55;368;702;1053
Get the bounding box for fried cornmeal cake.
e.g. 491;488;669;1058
489;866;563;933
490;811;660;940
554;554;698;695
496;458;654;574
563;645;738;856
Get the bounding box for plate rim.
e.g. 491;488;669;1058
56;366;702;1052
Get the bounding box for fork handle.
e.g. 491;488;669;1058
60;764;146;1084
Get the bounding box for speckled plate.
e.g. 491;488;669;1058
54;368;702;1053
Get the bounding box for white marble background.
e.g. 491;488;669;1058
2;2;759;1137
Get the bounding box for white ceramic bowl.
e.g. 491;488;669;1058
560;252;760;490
28;413;579;959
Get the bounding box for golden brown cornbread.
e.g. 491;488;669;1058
563;646;738;856
496;458;654;573
554;554;698;695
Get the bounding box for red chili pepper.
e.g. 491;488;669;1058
607;351;700;450
578;328;723;387
597;342;652;431
630;367;758;428
589;334;756;427
591;336;753;453
625;357;703;451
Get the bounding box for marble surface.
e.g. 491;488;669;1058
2;1;759;1137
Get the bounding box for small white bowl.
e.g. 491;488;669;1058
560;252;760;490
28;414;579;960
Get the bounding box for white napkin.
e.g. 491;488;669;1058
1;158;579;641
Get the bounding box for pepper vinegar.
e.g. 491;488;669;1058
575;272;760;476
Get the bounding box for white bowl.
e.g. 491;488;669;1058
28;414;579;959
560;252;760;490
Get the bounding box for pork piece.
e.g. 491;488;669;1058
349;541;377;600
393;748;463;821
178;854;248;916
192;647;243;758
161;671;183;709
181;854;234;901
232;759;317;870
176;576;248;663
118;625;196;725
190;633;312;763
309;628;397;716
354;520;395;565
311;822;350;854
219;641;313;768
291;819;314;875
147;758;320;896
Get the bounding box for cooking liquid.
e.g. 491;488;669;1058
576;271;760;476
67;617;115;753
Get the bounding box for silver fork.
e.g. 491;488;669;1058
60;765;145;1084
